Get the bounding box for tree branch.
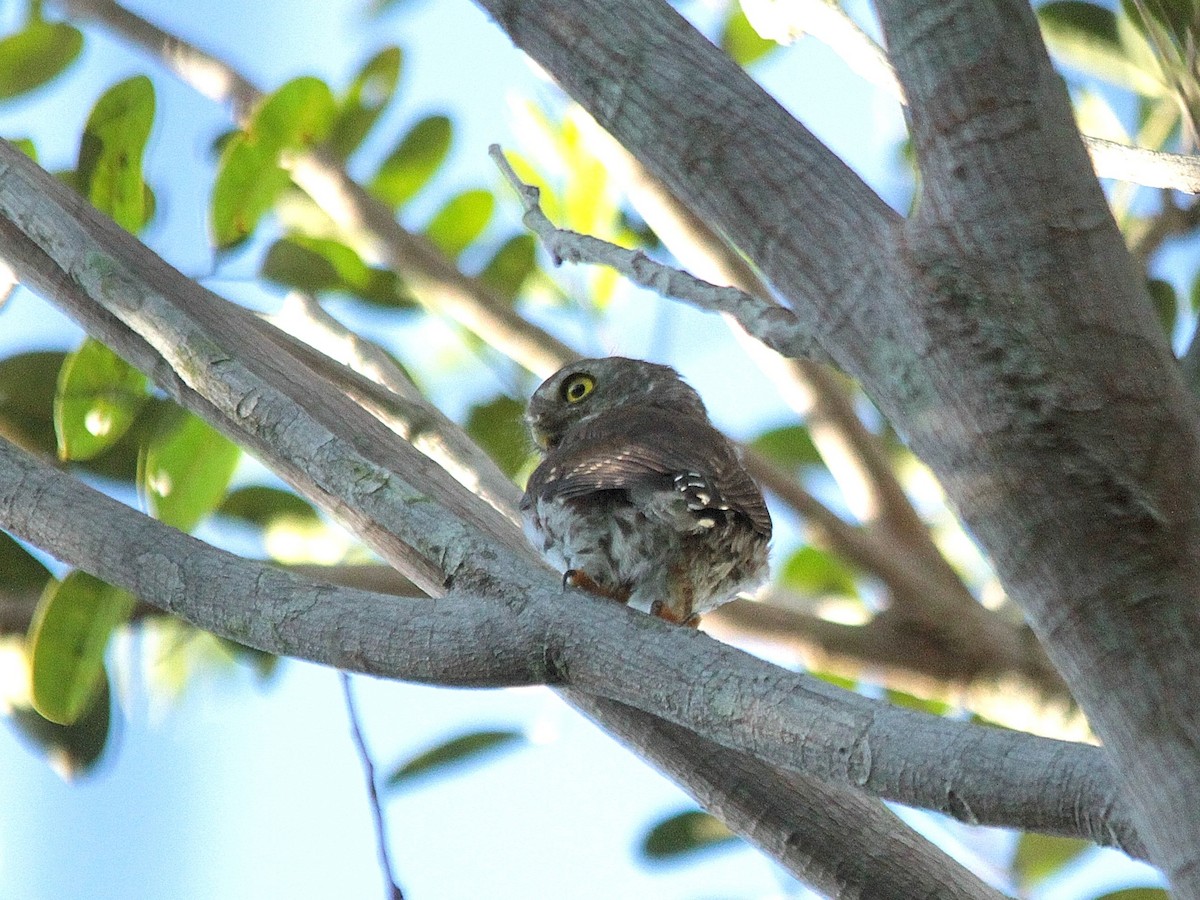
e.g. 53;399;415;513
0;140;1145;858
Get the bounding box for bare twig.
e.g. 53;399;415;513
341;673;406;900
489;144;820;360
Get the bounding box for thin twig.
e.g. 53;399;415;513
488;144;822;361
341;672;406;900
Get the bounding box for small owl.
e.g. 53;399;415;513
520;357;771;626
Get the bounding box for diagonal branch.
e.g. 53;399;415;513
0;139;1145;857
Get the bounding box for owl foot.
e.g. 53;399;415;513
563;569;631;604
649;599;701;628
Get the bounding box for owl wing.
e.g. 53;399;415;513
525;407;771;538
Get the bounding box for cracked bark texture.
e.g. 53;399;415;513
476;0;1200;892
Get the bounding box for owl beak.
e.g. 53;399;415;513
530;423;552;450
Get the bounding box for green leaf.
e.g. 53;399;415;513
8;675;112;779
369;114;452;208
0;529;52;592
6;136;37;161
262;234;413;307
251;76;337;157
639;810;739;862
1147;278;1177;338
54;338;148;461
209;77;336;249
0;350;66;456
425;188;494;259
479;234;537;301
140;410;240;531
76;76;156;233
0;18;83;100
750;424;823;470
884;688;953;717
464;395;531;477
781;546;858;597
1012;833;1091;889
328;46;403;160
218;485;321;529
210;135;292;248
720;6;776;67
1120;0;1197;47
28;572;135;725
1095;890;1170;900
1038;2;1168;95
386;729;525;789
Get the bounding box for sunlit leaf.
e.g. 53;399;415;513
720;6;776;67
781;546;858;597
750;424;823;470
0;350;66;455
1095;889;1170;900
0;18;82;100
8;675;111;779
328;46;403;159
884;689;953;717
479;234;537;301
76;76;155;233
210;77;336;248
140;410;240;531
6;137;37;160
262;234;413;307
386;728;525;789
425;188;494;258
1038;2;1168;95
218;485;321;529
28;572;134;725
639;809;739;862
54;338;148;461
464;395;530;477
1012;833;1091;889
369;114;452;208
251;76;337;157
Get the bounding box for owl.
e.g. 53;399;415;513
520;357;771;626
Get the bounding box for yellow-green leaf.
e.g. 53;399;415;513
369;114;452;208
0;18;82;100
386;729;525;790
1013;833;1091;889
262;234;413;307
54;337;148;461
210;77;336;248
1038;2;1168;95
720;6;776;67
479;234;537;301
425;188;494;258
0;350;66;455
639;810;739;862
9;675;111;780
76;76;155;233
329;46;403;159
28;572;134;725
140;410;240;531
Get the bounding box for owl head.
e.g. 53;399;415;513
526;356;709;451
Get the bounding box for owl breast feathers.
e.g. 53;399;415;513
520;356;771;626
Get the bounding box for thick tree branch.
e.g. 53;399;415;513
573;694;1010;899
477;0;1200;889
879;0;1200;891
742;0;1200;192
0;140;1145;857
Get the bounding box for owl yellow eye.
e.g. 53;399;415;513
560;373;596;404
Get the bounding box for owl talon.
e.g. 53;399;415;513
650;599;698;627
564;569;631;604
